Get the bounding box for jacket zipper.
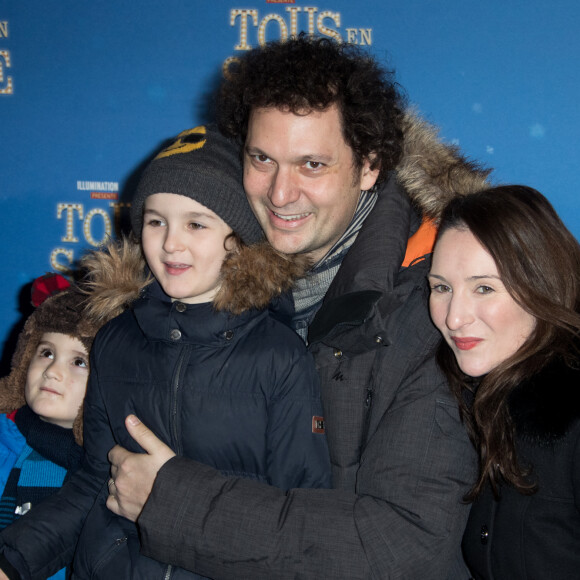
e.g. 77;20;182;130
171;347;189;455
164;564;173;579
360;387;374;457
360;346;385;458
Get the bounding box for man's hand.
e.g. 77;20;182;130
106;415;176;522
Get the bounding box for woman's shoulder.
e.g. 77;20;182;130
510;358;580;445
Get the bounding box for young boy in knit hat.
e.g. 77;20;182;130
0;125;330;579
0;274;106;579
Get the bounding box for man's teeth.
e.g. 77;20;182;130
274;212;309;221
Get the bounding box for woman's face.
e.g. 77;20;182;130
428;227;536;377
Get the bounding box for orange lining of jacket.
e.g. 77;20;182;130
402;219;437;267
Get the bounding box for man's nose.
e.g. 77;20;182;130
268;166;300;208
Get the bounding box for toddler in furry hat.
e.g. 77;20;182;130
0;274;105;580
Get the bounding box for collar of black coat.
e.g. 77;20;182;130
508;357;580;446
308;175;421;349
308;289;384;347
134;281;266;346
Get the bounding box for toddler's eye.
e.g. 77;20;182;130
74;357;88;369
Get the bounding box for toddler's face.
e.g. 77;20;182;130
25;332;89;429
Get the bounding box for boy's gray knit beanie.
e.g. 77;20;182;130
130;125;263;245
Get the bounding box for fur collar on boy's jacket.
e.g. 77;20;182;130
81;236;310;324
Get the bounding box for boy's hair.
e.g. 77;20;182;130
0;275;105;444
218;34;407;184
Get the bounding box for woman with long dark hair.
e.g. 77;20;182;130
428;185;580;579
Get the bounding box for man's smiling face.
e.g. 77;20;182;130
243;104;379;263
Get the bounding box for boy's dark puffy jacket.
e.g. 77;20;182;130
0;242;331;579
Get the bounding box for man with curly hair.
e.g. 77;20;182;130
106;36;491;578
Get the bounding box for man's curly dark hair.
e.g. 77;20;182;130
218;35;407;184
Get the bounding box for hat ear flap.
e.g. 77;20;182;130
0;315;39;413
0;374;27;414
72;400;84;446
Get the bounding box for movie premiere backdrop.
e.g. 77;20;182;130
1;1;579;369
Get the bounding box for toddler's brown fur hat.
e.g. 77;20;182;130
0;275;103;445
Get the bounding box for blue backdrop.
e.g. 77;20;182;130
1;1;578;368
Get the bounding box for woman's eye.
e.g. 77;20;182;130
147;219;164;227
431;284;451;294
188;222;205;230
476;285;494;294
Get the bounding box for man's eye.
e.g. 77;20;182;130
305;161;322;170
250;154;271;164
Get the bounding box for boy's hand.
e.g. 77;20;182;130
106;415;176;522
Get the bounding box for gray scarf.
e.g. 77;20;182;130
292;188;378;342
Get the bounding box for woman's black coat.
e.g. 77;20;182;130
463;359;580;580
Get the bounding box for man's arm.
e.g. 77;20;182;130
141;459;367;578
119;362;475;579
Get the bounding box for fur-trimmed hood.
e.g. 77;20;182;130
509;358;580;446
81;236;310;324
396;111;491;221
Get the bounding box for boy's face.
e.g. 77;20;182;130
25;332;89;429
141;193;234;304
